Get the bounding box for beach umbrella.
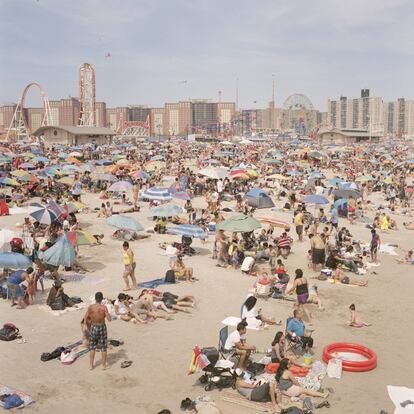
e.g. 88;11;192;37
308;150;325;159
19;162;35;169
20;152;34;158
47;200;65;219
67;157;81;165
65;201;85;214
246;169;259;178
106;215;144;232
167;224;207;240
328;177;344;186
108;181;133;192
130;170;150;180
171;191;193;201
244;188;275;209
40;235;75;267
150;155;164;161
268;173;290;181
286;170;302;176
67;230;98;246
29;205;59;225
41;167;63;177
116;159;130;165
0;252;32;268
256;216;290;229
91;173;117;182
144;160;164;172
141;186;172;201
0;156;12;164
333;189;361;199
217;214;261;233
11;169;31;178
57;176;74;185
69;151;82;158
302;195;329;205
198;167;229;180
148;203;184;218
355;175;374;182
230;171;250;180
334;198;348;209
0;177;20;187
96;159;113;166
33;156;50;163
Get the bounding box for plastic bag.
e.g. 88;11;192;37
327;358;342;379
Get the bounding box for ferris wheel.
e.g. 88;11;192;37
282;93;314;110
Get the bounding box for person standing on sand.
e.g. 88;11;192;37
122;241;137;290
84;292;111;370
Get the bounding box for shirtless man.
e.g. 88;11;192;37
84;291;111;370
309;233;326;272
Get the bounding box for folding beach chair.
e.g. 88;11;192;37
285;317;305;357
218;326;240;365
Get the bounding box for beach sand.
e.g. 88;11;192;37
0;190;413;414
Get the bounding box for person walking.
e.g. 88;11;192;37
122;241;137;290
84;292;111;370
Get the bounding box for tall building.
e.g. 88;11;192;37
150;108;165;136
164;101;192;136
128;105;151;122
95;102;107;127
328;90;384;132
106;107;129;132
384;98;414;137
0;105;17;132
24;107;44;132
48;98;80;126
192;100;217;133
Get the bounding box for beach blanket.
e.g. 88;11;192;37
387;385;414;413
37;302;87;316
221;316;261;331
380;244;399;256
0;386;34;410
61;274;85;283
221;390;301;412
138;278;172;289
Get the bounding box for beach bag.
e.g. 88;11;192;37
41;346;65;362
50;296;65;311
327;358;342;379
0;323;19;341
164;269;176;283
60;349;76;365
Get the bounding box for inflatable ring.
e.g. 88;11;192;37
322;342;377;372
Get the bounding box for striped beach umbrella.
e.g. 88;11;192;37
141;186;172;201
256;216;290;229
148;203;184;218
167;224;207;239
106;215;144;232
29;205;59;225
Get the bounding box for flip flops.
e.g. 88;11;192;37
120;360;133;368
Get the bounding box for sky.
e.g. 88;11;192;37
0;0;413;111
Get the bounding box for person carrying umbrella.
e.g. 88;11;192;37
6;267;34;309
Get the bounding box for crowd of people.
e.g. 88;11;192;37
0;138;413;412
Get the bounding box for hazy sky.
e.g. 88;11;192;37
1;0;413;110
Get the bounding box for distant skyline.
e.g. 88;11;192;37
1;0;413;110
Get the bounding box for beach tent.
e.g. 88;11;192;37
244;188;275;209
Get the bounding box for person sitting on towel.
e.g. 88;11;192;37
46;280;74;310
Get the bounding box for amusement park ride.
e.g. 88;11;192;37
5;62;150;142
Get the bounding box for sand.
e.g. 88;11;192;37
0;187;413;414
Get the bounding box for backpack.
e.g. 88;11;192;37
41;346;65;362
164;269;176;283
0;323;20;341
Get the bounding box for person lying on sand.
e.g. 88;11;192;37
114;293;147;324
140;289;196;313
396;249;413;264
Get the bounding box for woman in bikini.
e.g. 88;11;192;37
122;241;137;291
288;269;312;323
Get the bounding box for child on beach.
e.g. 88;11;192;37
348;304;371;327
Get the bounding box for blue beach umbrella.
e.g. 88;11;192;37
302;194;329;205
167;224;207;240
108;181;133;192
106;215;144;232
148;203;184;218
0;252;32;268
40;235;75;267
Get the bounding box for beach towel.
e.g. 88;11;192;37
387;385;414;414
0;386;34;410
380;244;399;256
138;278;172;289
37;302;87;316
61;274;85;283
221;317;261;331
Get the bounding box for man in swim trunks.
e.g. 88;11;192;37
84;291;112;370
